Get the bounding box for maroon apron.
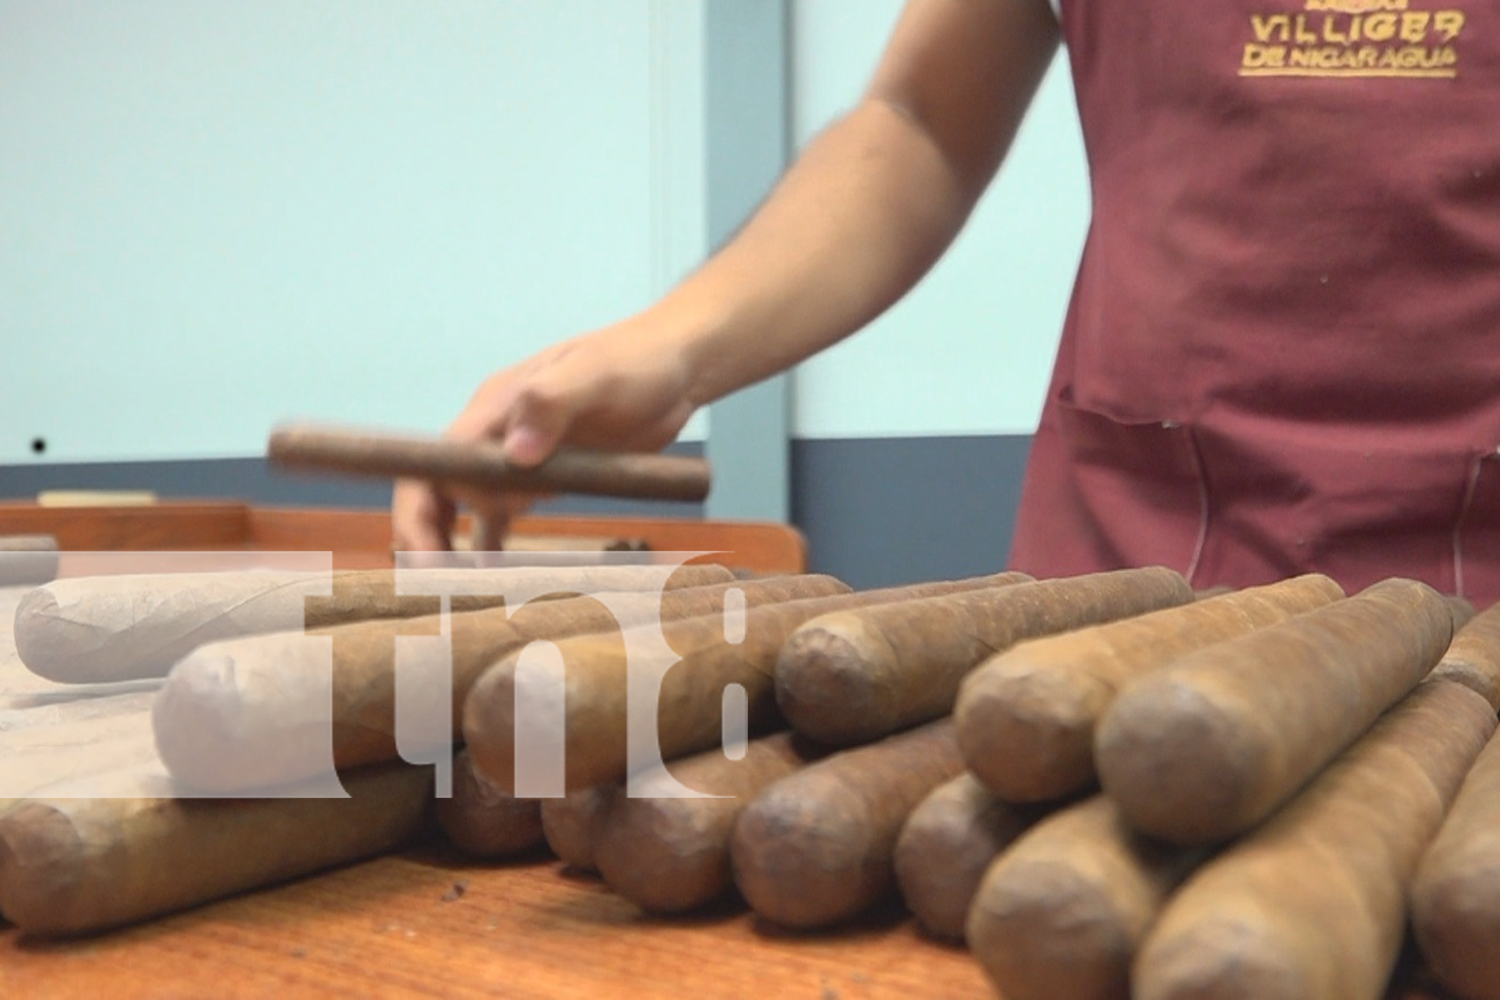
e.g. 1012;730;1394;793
1009;0;1500;604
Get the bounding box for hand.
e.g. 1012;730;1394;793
391;318;701;552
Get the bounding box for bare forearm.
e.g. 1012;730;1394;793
651;0;1060;406
657;99;976;404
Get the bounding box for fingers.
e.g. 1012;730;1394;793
391;320;695;554
391;479;456;553
498;373;578;469
469;512;508;556
391;367;573;553
466;488;547;548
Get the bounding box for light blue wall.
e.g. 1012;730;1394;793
0;0;1088;467
0;0;708;463
790;0;1089;438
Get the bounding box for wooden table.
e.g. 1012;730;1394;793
0;838;1464;999
0;844;993;999
0;502;809;576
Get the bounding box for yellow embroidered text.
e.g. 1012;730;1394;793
1241;4;1465;77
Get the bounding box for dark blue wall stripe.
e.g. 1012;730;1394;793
791;436;1030;589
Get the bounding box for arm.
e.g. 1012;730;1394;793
394;0;1060;550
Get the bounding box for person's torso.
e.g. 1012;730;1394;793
1014;0;1500;600
1058;0;1500;435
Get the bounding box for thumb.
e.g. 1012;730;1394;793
500;382;572;468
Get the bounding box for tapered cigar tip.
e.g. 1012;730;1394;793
1413;864;1500;996
266;424;331;464
731;775;875;928
1095;678;1253;844
13;582;55;618
776;618;895;743
968;857;1137;1000
540;787;615;871
896;775;1024;941
265;427;292;457
595;795;732;914
0;802;82;928
10;586;105;680
12;586;62;667
957;662;1104;802
1133;914;1311;1000
461;654;520;792
436;751;544;859
152;649;246;787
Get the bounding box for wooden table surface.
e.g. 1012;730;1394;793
0;843;993;999
0;840;1463;1000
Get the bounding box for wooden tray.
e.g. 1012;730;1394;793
0;502;807;576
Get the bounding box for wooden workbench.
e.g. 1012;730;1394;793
0;502;808;576
0;844;993;998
